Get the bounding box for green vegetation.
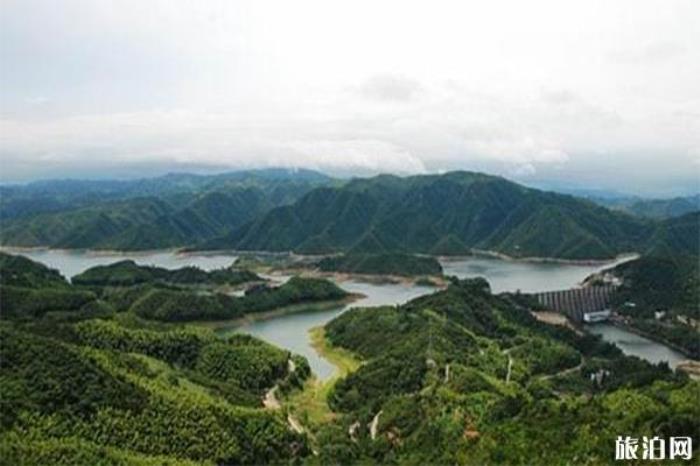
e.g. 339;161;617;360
72;259;259;287
317;253;443;276
1;245;698;463
131;276;347;322
282;327;361;436
206;171;693;260
306;277;698;464
0;252;347;325
3;171;696;260
0;168;330;250
645;212;700;257
594;193;700;219
0;319;311;464
0;252;104;320
608;255;700;358
310;326;361;378
0;252;68;288
0;251;317;463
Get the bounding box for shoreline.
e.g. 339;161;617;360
444;249;641;267
264;267;449;288
606;318;696;362
308;326;362;381
0;245;238;258
194;293;365;331
1;245;640;267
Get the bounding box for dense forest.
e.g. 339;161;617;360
0;253;315;464
317;253;443;277
0;252;347;323
592;194;699;220
308;278;699;464
201;172;698;260
606;255;700;358
128;276;347;322
2;170;698;261
72;260;260;287
1;250;698;464
0;169;330;250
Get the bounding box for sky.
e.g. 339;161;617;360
1;0;699;196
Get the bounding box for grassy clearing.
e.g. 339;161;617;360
308;326;361;377
284;326;361;431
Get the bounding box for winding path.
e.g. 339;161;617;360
539;358;585;382
262;356;306;434
369;410;383;441
263;386;280;409
505;355;513;384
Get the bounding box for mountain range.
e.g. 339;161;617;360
1;169;697;260
589;194;700;220
200;172;698;260
0;169;330;250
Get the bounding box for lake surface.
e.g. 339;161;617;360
586;323;686;369
223;280;435;379
6;248;682;377
0;247;238;278
441;256;628;293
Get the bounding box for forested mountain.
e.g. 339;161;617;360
0;252;346;323
307;278;698;464
201;171;668;260
1;253;698;463
0;252;342;463
0;169;331;250
3;170;697;260
317;253;443;277
592;194;700;220
604;254;700;358
644;212;700;257
71;259;260;287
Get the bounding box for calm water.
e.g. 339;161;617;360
441;256;629;293
224;280;434;379
0;247;238;278
5;248;681;377
586;324;686;369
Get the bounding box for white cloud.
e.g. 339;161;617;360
609;41;686;65
356;75;425;103
0;0;699;195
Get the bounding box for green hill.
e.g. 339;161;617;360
0;319;311;464
311;277;698;464
0;169;330;250
3;170;695;261
644;211;700;257
72;260;259;287
0;252;347;323
593;194;700;219
202;171;657;260
0;252;68;288
1;254;697;464
605;254;700;357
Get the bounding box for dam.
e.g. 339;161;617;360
535;285;616;323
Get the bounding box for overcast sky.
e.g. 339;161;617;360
1;0;699;195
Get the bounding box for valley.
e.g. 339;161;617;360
3;247;687;377
1;170;697;465
4;3;698;462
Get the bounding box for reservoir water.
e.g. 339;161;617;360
441;255;632;293
586;323;685;369
219;280;434;379
0;248;238;278
4;248;683;377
